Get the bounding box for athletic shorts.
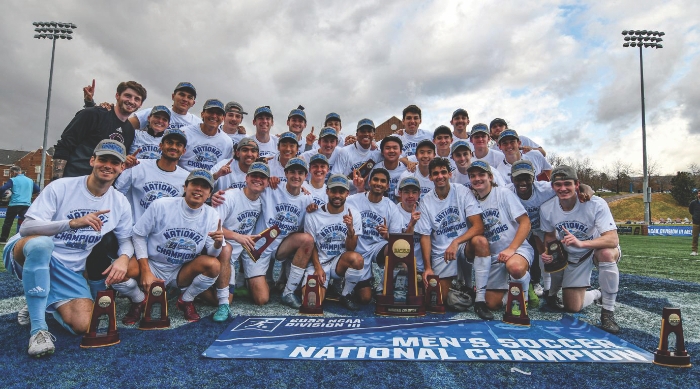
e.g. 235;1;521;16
147;261;184;289
3;236;92;313
430;242;467;279
562;245;622;289
486;244;534;291
241;235;294;279
359;244;387;282
302;255;342;289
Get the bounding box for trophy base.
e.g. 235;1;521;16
653;352;692;368
139;318;171;330
375;304;426;317
299;307;324;316
80;334;120;348
503;315;531;326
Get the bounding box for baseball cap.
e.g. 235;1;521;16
356;118;376;131
185;169;215;189
380;135;403;151
309;154;329;165
490;118;508;129
327;174;350;190
247;162;271;177
202;99;225;113
225;101;247;115
237;137;259;150
498;129;520;144
551;165;578;182
94;139;126;162
470;123;489;137
254;106;273;119
150;105;171;119
511;160;535;178
285;157;308;172
416;139;436;152
319;127;338;139
399;176;420;190
452;108;469;119
325;112;341;124
174;82;197;98
450;140;472;156
161;128;187;146
279;132;299;144
467;160;492;174
433;125;452;139
288;105;306;120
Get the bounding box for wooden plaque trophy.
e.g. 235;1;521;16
502;282;530;326
544;240;568;273
299;275;323;316
375;234;425;317
139;280;171;330
80;289;120;348
245;225;281;262
424;275;445;314
653;307;691;367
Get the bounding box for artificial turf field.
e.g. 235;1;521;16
0;233;698;388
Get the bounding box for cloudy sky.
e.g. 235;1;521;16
1;0;698;175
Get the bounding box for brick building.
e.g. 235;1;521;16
375;116;404;141
0;147;53;188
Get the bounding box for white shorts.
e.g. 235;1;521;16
148;261;183;289
241;235;295;278
486;244;534;290
360;243;387;281
562;245;622;289
431;242;467;279
302;255;342;289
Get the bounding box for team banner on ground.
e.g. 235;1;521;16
647;226;692;236
203;315;652;363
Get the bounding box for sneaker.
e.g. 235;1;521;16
532;283;544;297
281;293;302;309
122;300;146;326
176;298;201;322
17;305;30;326
527;285;540;308
545;294;565;311
325;279;343;302
691;251;698;256
339;294;360;311
600;309;621;334
28;330;55;358
212;304;231;322
474;301;494;320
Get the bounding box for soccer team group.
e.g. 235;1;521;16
3;80;622;358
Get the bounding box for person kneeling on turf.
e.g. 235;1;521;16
111;169;224;323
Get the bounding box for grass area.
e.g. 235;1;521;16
609;193;689;222
618;235;700;283
0;218;17;272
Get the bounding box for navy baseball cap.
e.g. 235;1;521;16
309;153;329;165
161;128;187;146
356;118;376;131
94;139;127;162
202;99;225;114
452;108;469;119
279;132;299;144
490;118;508;129
470;123;489;137
327;174;350;190
288;105;306;120
254;106;273;119
150;105;171;119
185;169;215;189
285;157;308;172
325;112;341;124
174;82;196;98
247;162;271;177
498;129;520;144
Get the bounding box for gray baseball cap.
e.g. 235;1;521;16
327;174;350;190
247;162;271;177
225;101;247;115
185;169;215;189
551;165;578;182
511;160;535;178
94;139;127;162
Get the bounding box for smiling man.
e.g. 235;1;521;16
129;82;202;131
128;105;172;159
495;129;551;182
179;99;234;172
334;119;382;194
373;135;407;202
268;132;300;188
252;106;279;159
398;105;433;157
212;137;260;191
469;123;505;168
220;101;248;147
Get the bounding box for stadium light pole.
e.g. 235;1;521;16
621;29;664;226
33;21;77;189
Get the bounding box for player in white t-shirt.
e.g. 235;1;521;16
467;160;533;320
398;105;433;157
539;166;621;334
206;162;268;321
178;99;234;172
2;140;133;357
267;132;299;188
219;101;248;147
397;139;436;199
251;106;279;159
129;105;172;159
303;174;365;311
111;169;224;324
495;129;551;182
334;119;383;194
396;177;425;273
374;135;407;203
414;158;488;309
302;154;330;207
307;113;348;151
299;127;343;180
470;123;505;167
489;118;546;156
211;137;260;191
450;108;471;142
451;140;508;188
115;128;189;223
346;169;403;303
129;82;202;131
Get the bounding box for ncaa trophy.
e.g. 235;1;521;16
139;280;170;330
544;239;568;273
424;275;445;314
80;289;120;348
348;159;375;181
503;282;530;326
653;307;691;367
299;274;323;316
245;225;281;262
375;233;425;317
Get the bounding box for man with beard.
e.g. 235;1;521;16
179;99;233;172
450;108;471;142
334;119;382;194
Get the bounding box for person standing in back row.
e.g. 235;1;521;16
0;167;40;243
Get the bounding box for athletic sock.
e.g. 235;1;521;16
342;268;363;296
88;279;107;300
182;274;218;302
548;270;564;297
598;262;619;311
513;272;531;302
540;257;552;290
461;259;474;289
473;256;491;302
283;264;306;297
21;237;53;336
235;261;245;288
583;289;602;309
111;279;145;303
216;288;229;306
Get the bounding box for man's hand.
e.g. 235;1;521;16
230;231;257;252
344;135;356;146
444;241;459;262
406;161;417;172
269;176;281;190
376;217;389;240
343;209;354;232
125;149;140;169
305;126;316;145
83;79;95;103
497;248;516;263
69;209;110;231
560;227;584;248
138;264;164;293
408;203;420;228
209;220;225;249
422;268;434;288
211;190;226;207
237;125;246;134
306;203;318;213
352;169;365;192
214;158;234;180
103;254;129;286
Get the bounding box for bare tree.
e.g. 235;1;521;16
610;160;634;193
546;152;565;168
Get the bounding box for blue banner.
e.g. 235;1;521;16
648;226;692;236
203;315;652;363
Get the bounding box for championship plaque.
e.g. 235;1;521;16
653;307;691;367
139;280;171;330
503;282;530;326
245;225;282;262
544;240;568;273
375;234;425;317
299;275;323;316
348;159;375;180
80;290;120;348
424;275;445;314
